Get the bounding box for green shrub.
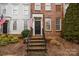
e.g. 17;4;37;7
21;29;30;38
0;35;19;46
9;36;18;43
62;3;79;43
0;37;9;46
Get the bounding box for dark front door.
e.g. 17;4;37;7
35;21;41;34
3;21;8;33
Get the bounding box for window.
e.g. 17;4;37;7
13;20;17;30
23;4;29;19
12;6;18;15
13;9;17;15
23;10;28;19
56;5;61;12
45;3;51;11
45;18;51;31
24;19;27;29
56;17;61;31
3;8;6;14
35;3;41;10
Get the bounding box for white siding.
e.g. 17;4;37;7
0;3;30;34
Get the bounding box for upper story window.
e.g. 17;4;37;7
23;4;30;19
2;6;6;15
45;3;51;11
45;17;51;31
56;17;61;31
3;8;6;14
35;3;41;10
56;5;61;12
23;9;29;18
12;6;18;16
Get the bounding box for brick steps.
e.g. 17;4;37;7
28;43;46;46
27;51;47;56
28;40;45;43
26;37;47;56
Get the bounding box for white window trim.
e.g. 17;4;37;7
56;18;61;31
35;3;41;10
45;3;51;11
45;18;51;31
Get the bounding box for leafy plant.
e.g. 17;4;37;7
0;35;19;46
21;29;30;38
62;3;79;43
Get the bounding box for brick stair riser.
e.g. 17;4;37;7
26;37;47;56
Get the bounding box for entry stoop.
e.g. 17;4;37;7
25;37;47;56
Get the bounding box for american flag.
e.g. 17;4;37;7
0;15;6;25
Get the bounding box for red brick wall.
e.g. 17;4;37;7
31;3;64;38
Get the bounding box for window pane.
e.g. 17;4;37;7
56;25;60;30
35;3;41;10
13;20;17;30
56;19;60;25
12;6;18;15
24;19;27;29
45;18;51;31
3;8;6;14
45;3;51;10
56;17;61;31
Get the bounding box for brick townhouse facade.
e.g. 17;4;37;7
0;3;67;39
31;3;64;38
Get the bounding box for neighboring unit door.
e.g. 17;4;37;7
35;21;41;34
3;21;8;33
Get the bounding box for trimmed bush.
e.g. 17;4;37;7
8;35;18;43
62;3;79;43
21;29;30;38
0;35;19;46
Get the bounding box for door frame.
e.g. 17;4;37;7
32;14;43;36
3;20;8;34
0;16;11;34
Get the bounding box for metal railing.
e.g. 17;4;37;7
25;28;32;55
42;28;47;54
26;32;30;54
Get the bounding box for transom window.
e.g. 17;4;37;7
35;3;41;10
45;18;51;31
45;3;51;11
56;17;61;31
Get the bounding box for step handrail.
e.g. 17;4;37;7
26;29;32;55
42;28;47;53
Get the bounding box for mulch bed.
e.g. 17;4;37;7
0;38;79;56
0;39;27;56
47;39;79;56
